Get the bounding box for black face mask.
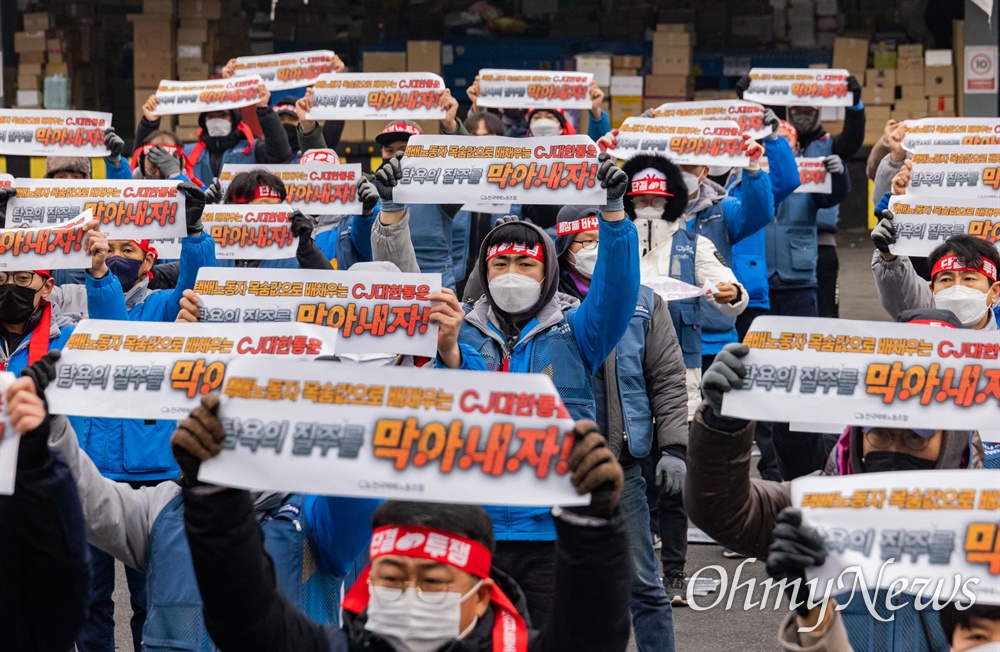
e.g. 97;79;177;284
283;123;298;152
862;451;936;473
0;284;39;325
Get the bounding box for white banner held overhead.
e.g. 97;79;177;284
742;68;853;107
887;195;1000;257
151;76;263;116
201;204;298;260
193;266;441;357
760;156;832;194
651;100;771;140
907;147;1000;201
306;73;447;121
233;50;336;91
219;164;362;215
199;357;587;506
902;118;1000;151
721;316;1000;432
393;135;605;206
607;118;750;167
476;69;593;110
0;110;112;157
793;469;1000;606
0;210;92;271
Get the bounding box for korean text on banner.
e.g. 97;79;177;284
742;68;853;107
0;174;12;188
651;100;771;140
608;118;750;167
792;469;1000;606
907;147;1000;201
151;76;263;116
902;118;1000;152
219;163;362;215
0;210;93;271
199;357;587;506
720;316;1000;432
306;73;447;121
761;157;831;194
393;135;605;206
233;50;336;91
45;319;339;420
193;266;441;357
0;372;19;495
476;69;594;110
641;277;717;302
201;204;298;259
888;195;1000;257
7;179;187;240
0;110;112;158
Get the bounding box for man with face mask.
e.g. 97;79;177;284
172;402;631;652
0;269;75;376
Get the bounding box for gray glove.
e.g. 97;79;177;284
871;209;897;254
493;215;520;227
762;108;780;135
357;176;379;215
597;152;627;210
824;154;844;175
639;109;656;118
374;152;404;203
204;177;224;204
104;128;125;162
766;508;828;617
147;144;182;179
655;453;686;496
701;343;749;414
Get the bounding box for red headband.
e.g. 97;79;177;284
485;242;545;263
380;122;423;138
556;215;599;236
779;120;798;141
931;255;998;284
231;184;283;204
907;319;957;328
342;525;528;652
272;103;297;115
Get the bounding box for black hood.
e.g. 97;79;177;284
198;108;247;153
620;154;689;222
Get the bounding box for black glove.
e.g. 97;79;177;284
493;215;520;228
178;182;206;234
104;127;125;161
871;209;897;254
564;420;623;520
846;75;862;106
357;176;379;215
597;152;627;207
701;343;749;414
204;177;224;204
171;394;226;486
147;144;182;179
0;187;17;227
734;74;752;100
20;349;61;408
765;508;828;617
762;108;780;135
290;210;314;240
374;152;404;203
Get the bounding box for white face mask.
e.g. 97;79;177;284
964;644;1000;652
205;117;232;137
365;581;483;652
634;206;663;222
489;272;542;314
530;118;561;137
572;244;598;278
933;284;991;328
681;171;701;197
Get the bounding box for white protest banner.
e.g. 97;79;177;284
233;50;336;91
651;100;771;140
201;204;298;259
903;118;1000;151
7;179;187;239
219;163;362;215
0;109;112;157
887;195;1000;257
0;174;13;188
45;319;339;420
793;469;1000;606
476;69;593;110
789;422;848;434
742;68;852;107
0;210;93;271
151;76;263;116
193;266;441;357
720;316;1000;432
198;356;587;506
0;372;18;495
608;118;750;167
460;202;512;214
908;147;1000;201
393;135;605;206
306;73;446;121
641;277;718;302
761;156;832;194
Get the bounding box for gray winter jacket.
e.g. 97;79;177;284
872;152;910;205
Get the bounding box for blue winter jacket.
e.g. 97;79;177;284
728;136;801;310
587;109;611;142
314;206;379;270
104;156;133;180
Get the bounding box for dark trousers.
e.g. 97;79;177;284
76;545;146;652
641;454;687;575
493;540;555;628
817;244;839;318
735;306;770;342
769;285;818;318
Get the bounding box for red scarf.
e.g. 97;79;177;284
27;301;52;367
342;525;529;652
187;122;256;185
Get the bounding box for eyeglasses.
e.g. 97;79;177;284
0;272;41;288
572;238;599;249
864;430;932;452
369;576;454;604
632;196;667;210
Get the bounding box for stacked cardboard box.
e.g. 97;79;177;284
609;55;644;128
862;68;895;107
362;50;408;142
832;37;869;82
14;12;55;107
646;24;693;109
408;41;443;138
924;49;955;117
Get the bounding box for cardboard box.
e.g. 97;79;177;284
134;53;175;87
406;41;441;74
897;44;923;59
143;0;176;14
14;32;48;53
953;19;964;117
896;61;925;86
17;73;41;90
178;59;210;80
340;120;364;143
644;96;688;112
656;23;694;33
925;49;953;66
177;27;208;46
177;44;203;60
17;90;41;106
925;66;955;96
175;126;200;142
861;86;893;106
693;89;737;100
610;97;643;127
22;12;52;32
653;31;693;49
900;85;925;100
44;62;69;76
364;120;387;143
135;88;175;130
614;68;640;77
363;51;407;73
892;99;927;120
18;63;44;77
865;68;896;88
177;113;200;126
644;74;691;98
650;48;691;76
613;55;643;70
19;51;47;65
611;76;643;97
130;15;176;51
576;54;612;87
927;95;955;116
832;37;869;78
177;0;222;20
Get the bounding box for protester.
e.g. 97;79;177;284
131;130;198;183
867;119;908;202
0;268;75;375
0;375;91;651
175;406;631;652
465;77;606;140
